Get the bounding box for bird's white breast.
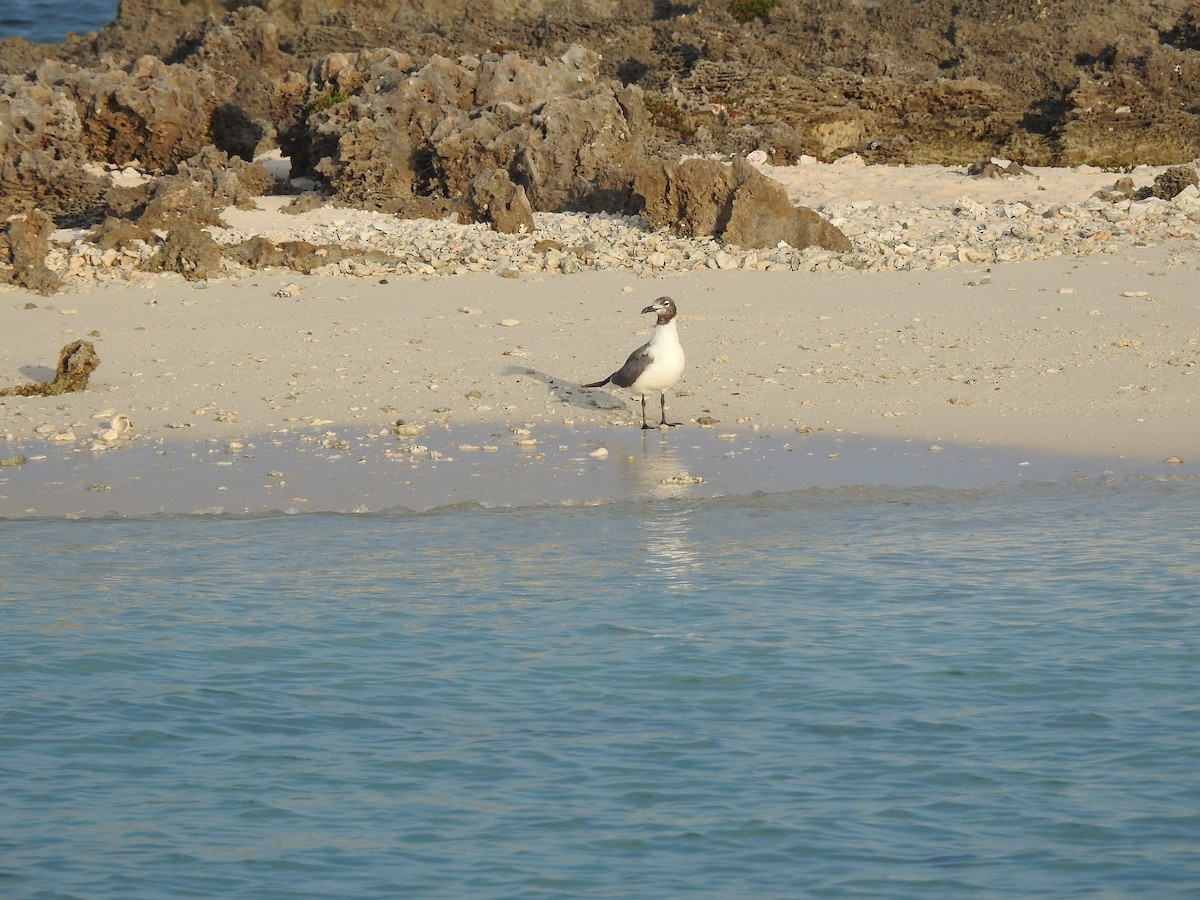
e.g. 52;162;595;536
630;321;685;393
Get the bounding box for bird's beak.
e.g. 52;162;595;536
641;302;662;314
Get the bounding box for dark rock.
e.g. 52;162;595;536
1151;165;1199;199
279;46;647;214
87;217;156;252
0;55;238;221
967;159;1031;178
142;225;224;280
0;210;63;294
1093;176;1139;203
0;340;100;397
281;193;327;215
225;238;395;274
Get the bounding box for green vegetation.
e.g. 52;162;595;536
305;90;349;119
643;94;695;139
728;0;779;24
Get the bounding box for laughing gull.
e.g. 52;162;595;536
583;296;685;429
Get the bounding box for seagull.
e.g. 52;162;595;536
583;296;686;429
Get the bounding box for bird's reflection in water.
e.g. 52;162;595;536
619;431;700;591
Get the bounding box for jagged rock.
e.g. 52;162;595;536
42;56;235;174
0;55;238;221
465;169;536;234
0;79;109;220
0;340;100;397
87;217;156;252
1151;166;1199;200
632;157;852;251
142;225;225;280
134;147;274;228
168;6;284;157
278;46;848;247
0;210;63;294
278;45;647;215
967;159;1031;178
5;0;1200;173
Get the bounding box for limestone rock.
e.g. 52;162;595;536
465;169;536;234
633;157;851;251
0;340;100;397
142;225;225;281
0;209;63;294
277;46;647;215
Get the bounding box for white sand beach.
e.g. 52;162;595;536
3;160;1198;515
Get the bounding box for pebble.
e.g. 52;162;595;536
34;165;1200;287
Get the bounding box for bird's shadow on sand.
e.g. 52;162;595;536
503;365;629;414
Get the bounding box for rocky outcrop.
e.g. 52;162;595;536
48;55;234;174
0;340;100;396
465;169;536;234
276;45;848;248
108;147;275;228
0;79;109;220
0;56;239;221
0;209;64;293
277;46;648;214
631;158;852;251
4;0;1199;169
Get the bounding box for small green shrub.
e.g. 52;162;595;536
643;94;696;139
729;0;779;24
305;91;349;119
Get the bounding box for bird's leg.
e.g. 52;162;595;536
660;393;681;428
640;394;652;429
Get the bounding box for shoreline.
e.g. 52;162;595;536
3;162;1199;516
3;422;1193;519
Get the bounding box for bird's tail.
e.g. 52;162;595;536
582;377;611;388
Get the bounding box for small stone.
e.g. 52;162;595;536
589;447;609;458
1164;456;1184;464
661;471;704;484
1;455;28;467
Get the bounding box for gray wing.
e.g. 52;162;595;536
609;341;652;389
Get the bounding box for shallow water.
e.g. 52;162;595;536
0;0;117;42
3;478;1198;897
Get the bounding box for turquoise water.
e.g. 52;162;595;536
2;478;1198;897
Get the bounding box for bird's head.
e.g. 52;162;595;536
641;296;678;322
